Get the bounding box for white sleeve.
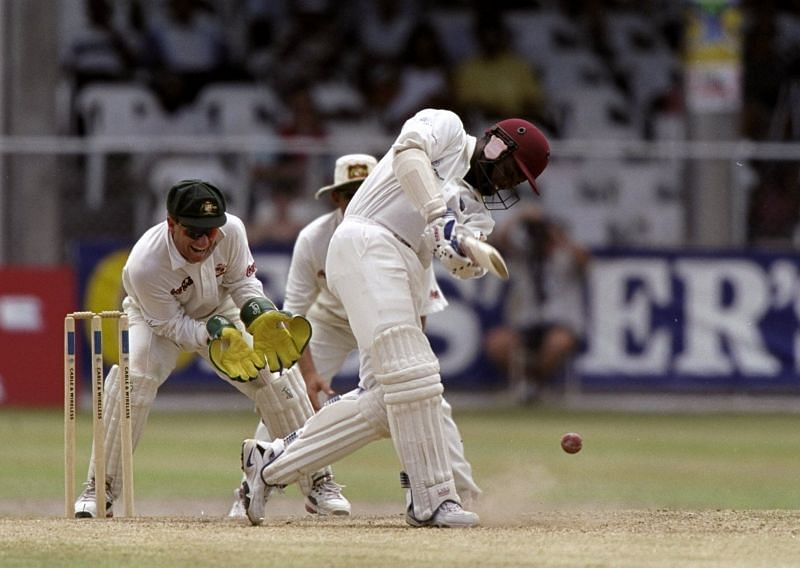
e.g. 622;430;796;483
392;109;466;223
393;147;446;223
391;109;465;159
392;110;473;224
282;230;320;316
122;264;209;351
443;181;496;239
222;216;268;307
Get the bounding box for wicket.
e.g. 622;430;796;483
64;310;134;518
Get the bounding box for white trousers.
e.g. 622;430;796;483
303;308;482;503
327;217;428;350
325;217;479;506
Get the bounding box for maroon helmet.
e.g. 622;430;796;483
490;118;550;195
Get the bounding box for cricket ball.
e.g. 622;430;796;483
561;432;582;454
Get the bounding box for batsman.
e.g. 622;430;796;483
241;109;550;528
74;179;349;518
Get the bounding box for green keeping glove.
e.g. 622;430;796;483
241;297;312;373
206;315;264;382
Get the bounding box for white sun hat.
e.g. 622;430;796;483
314;154;377;199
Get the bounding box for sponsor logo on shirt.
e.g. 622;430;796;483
170;276;194;297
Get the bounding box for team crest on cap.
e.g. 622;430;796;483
347;164;368;180
200;200;218;215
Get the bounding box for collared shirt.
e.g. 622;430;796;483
283;208;345;321
122;213;264;351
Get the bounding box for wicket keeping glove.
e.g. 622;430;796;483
240;297;312;373
206;315;264;382
427;209;486;279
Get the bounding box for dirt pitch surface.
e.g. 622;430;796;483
2;504;799;567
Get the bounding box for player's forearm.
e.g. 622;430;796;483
141;309;208;351
393;147;446;223
297;347;317;378
227;278;269;311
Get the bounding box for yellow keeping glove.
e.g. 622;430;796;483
206;315;264;382
240;297;312;373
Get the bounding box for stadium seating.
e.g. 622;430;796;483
75;82;169;209
194;82;283;135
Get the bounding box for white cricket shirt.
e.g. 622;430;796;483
122;213;264;351
346;108;494;250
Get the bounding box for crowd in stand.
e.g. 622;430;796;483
740;0;800;247
56;0;800;396
60;0;687;139
59;0;800;247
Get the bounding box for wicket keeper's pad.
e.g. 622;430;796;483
253;365;314;437
374;325;458;520
88;365;158;499
252;365;337;493
261;385;389;486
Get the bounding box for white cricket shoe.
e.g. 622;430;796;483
227;484;247;519
304;473;351;516
74;478;113;518
406;500;479;528
240;438;284;525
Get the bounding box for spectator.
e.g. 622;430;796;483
356;0;420;62
63;0;148;135
746;162;800;247
242;13;277;81
267;1;355;97
144;0;232;112
246;84;328;246
741;5;788;140
239;0;289;80
62;0;140;91
381;21;453;130
453;14;557;134
484;205;590;404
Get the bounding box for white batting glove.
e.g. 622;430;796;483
427;210;487;279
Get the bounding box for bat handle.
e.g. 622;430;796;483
450;235;465;258
450;225;474;258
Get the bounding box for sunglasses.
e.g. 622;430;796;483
180;224;219;240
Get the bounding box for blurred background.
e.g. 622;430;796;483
0;0;798;409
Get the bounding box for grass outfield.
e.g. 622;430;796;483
1;404;799;565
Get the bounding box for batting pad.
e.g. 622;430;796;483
253;365;315;438
87;366;158;499
261;388;389;486
372;325;458;521
252;365;332;495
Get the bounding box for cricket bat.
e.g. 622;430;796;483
455;232;509;281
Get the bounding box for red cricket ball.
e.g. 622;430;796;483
561;432;583;454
